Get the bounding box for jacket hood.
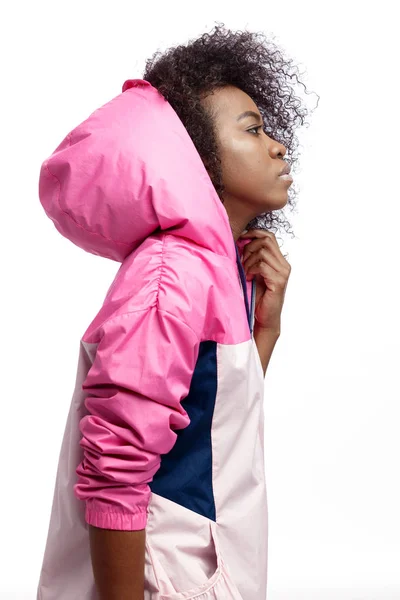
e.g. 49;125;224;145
38;79;237;264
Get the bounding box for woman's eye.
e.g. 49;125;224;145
247;126;262;135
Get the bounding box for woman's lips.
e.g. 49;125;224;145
279;173;293;181
279;162;291;176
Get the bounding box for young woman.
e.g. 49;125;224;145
36;24;315;600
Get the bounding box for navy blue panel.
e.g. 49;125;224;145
149;340;217;521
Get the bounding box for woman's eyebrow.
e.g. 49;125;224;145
236;110;263;123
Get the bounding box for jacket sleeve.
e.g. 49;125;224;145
73;306;200;531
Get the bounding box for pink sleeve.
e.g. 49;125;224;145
73;306;200;531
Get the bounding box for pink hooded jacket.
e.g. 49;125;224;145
36;79;268;600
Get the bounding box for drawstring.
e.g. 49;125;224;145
234;243;253;334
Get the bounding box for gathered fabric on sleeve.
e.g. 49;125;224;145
74;306;200;531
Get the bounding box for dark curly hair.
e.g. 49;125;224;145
143;23;319;238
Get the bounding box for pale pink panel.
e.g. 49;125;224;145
212;339;268;600
145;494;244;599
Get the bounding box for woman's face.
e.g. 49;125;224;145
201;85;292;235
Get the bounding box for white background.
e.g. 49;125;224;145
1;1;399;598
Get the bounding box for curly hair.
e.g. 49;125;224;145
143;23;319;238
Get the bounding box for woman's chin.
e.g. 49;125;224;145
259;193;289;212
276;195;289;210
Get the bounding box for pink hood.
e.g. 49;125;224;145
38;79;238;265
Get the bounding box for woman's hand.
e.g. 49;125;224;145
240;229;291;333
